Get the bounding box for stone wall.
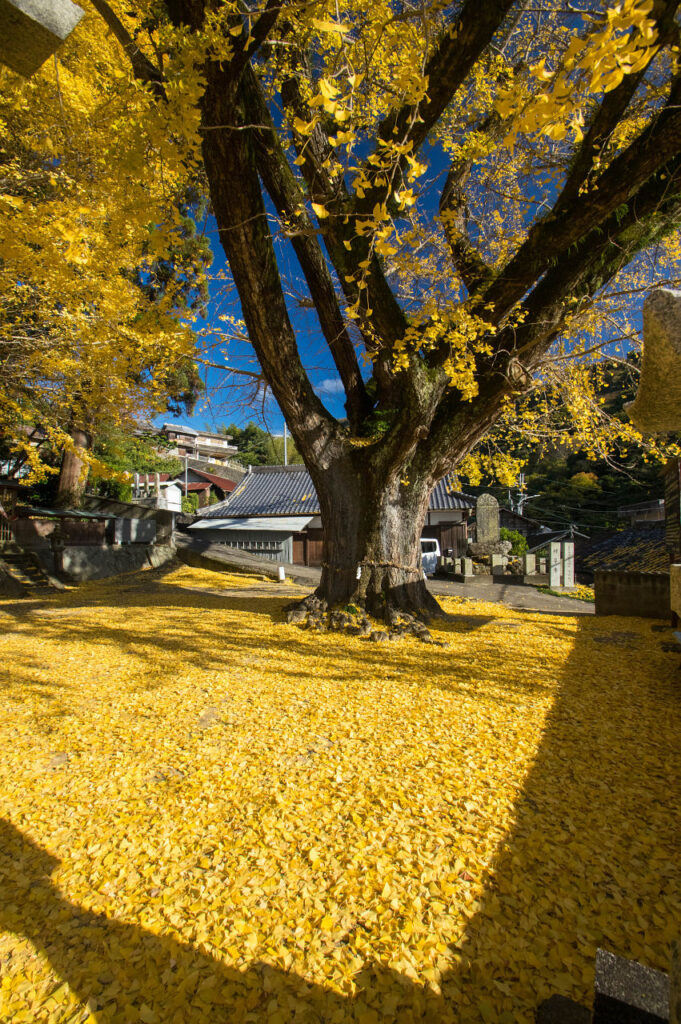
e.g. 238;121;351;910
34;543;175;582
594;570;670;619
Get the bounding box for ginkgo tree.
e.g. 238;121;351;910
11;0;681;626
0;12;208;504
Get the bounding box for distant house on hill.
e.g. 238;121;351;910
159;423;240;466
190;465;476;565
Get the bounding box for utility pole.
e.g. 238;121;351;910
283;422;288;466
518;492;541;516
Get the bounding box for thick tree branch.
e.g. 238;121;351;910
422;151;681;476
200;64;337;458
553;0;680;216
227;0;286;84
375;0;517;157
241;67;371;428
87;0;165;96
281;76;408;394
438;114;505;293
484;69;681;321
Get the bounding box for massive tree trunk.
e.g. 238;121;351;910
55;426;90;509
289;454;444;634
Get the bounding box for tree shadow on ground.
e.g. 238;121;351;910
0;583;555;708
433;615;681;1022
0;818;445;1024
1;581;679;1023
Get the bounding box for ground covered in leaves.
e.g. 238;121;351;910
0;563;679;1024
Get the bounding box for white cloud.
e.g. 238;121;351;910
315;377;345;396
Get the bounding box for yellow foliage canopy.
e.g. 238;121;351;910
0;8;205;471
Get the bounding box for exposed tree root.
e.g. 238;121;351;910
284;591;450;645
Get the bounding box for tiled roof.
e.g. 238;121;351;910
188;469;237;491
429;477;477;511
199;466;475;520
202;466;319;518
580;526;669;573
163;422;197;436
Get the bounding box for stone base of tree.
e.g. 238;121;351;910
284;586;449;645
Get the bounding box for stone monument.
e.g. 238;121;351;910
549;542;561;588
626;288;681;433
477;493;500;544
468;493;511;561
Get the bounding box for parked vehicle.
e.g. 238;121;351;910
420;537;440;576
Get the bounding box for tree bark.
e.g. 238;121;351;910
55;426;90;509
293;455;443;629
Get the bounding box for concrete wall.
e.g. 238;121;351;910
594;570;670;619
35;543;175;582
14;517;111;548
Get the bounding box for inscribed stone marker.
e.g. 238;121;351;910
562;542;575;588
626;289;681;433
549;542;561;588
476;493;500;544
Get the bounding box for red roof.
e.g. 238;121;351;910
185;482;211;492
188;469;237;491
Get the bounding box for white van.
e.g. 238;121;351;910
420;537;440;577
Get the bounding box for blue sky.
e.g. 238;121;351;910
160;218;350;435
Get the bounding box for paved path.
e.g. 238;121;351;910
428;575;594;615
175;538;594;616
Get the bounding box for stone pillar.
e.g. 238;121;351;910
523;553;536;575
539;557;547;574
562;542;575;588
491;554;505;575
671;938;680;1024
0;0;85;77
475;493;500;544
453;557;461;574
549;542;562;588
626;289;681;434
593;948;670;1024
462;557;473;577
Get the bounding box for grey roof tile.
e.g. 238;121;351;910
200;466;475;519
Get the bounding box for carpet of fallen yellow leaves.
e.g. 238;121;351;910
0;562;679;1024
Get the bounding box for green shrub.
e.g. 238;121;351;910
182;493;199;515
499;527;528;556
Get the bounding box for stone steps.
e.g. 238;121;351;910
0;546;58;591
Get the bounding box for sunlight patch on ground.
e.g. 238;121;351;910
0;564;679;1024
